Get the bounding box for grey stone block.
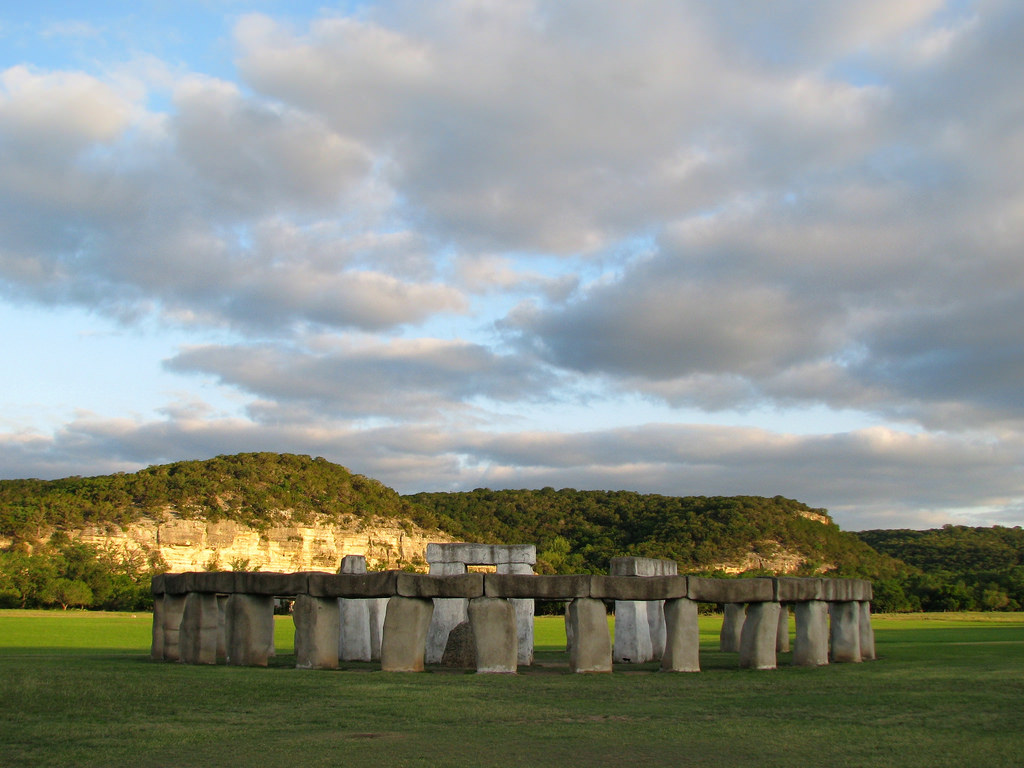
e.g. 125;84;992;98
469;597;518;673
821;579;871;602
233;571;308;596
661;597;700;672
225;593;275;666
590;575;688;601
484;573;590;599
308;571;398;598
793;600;829;667
773;577;824;602
151;573;167;595
293;594;340;670
339;597;372;662
688;577;774;603
567;598;612;673
368;597;388;660
380;596;434;672
776;604;790;653
216;594;228;660
719;603;746;652
830;601;862;663
163;573;190;596
179;592;220;665
160;594;187;661
397;573;484;599
440;621;476;668
427;595;469;664
609;557;678;577
613;600;652;663
426;543;536;566
739;601;780;670
151;598;165;659
340;555;367;574
858;601;876;661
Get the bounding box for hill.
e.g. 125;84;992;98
405;488;905;578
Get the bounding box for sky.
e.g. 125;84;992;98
1;1;1023;532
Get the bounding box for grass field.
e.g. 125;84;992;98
1;610;1022;767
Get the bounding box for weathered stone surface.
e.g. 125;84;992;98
151;596;166;659
660;598;700;672
397;572;485;599
151;572;167;595
776;604;790;653
821;579;871;602
292;594;340;669
339;597;372;662
590;575;688;601
225;593;275;666
368;597;388;661
567;598;612;673
613;600;653;663
830;601;862;663
484;573;590;599
380;596;434;672
216;594;228;660
469;597;518;673
339;554;367;574
233;571;309;596
496;562;535;666
774;577;823;602
160;594;187;661
609;557;678;577
739;601;780;670
162;573;190;596
689;577;774;604
440;621;476;668
719;603;746;652
647;601;667;661
426;543;536;566
425;562;468;665
858;601;876;661
793;600;829;667
180;592;220;664
307;570;398;598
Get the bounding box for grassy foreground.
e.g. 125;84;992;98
1;611;1022;767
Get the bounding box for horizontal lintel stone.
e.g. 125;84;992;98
773;577;824;602
687;577;775;604
590;575;689;601
426;543;537;566
397;572;485;599
484;573;591;600
308;571;398;598
608;557;679;577
821;579;872;602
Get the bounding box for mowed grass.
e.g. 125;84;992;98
1;611;1022;768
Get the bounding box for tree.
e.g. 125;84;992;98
49;578;93;610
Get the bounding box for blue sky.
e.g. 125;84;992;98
2;1;1023;531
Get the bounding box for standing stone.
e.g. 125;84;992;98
496;561;535;666
469;597;518;673
793;600;829;667
564;602;575;654
858;601;876;661
739;601;780;670
613;600;653;663
151;596;166;660
293;594;340;670
440;621;476;668
180;592;220;665
660;597;700;672
425;561;469;664
381;596;435;672
567;598;612;673
647;600;668;661
216;595;229;661
160;594;187;662
226;593;275;667
720;603;746;652
368;598;388;661
830;601;862;663
776;604;790;653
339;555;373;662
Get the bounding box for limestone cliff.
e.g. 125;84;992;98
69;510;453;573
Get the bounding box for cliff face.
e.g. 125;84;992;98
69;511;453;573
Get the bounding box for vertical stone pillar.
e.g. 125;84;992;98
216;595;229;661
567;598;612;673
564;602;575;653
496;561;535;666
613;600;653;663
425;561;468;664
830;601;862;663
793;600;829;667
739;601;780;670
468;597;518;673
151;596;166;660
226;593;275;667
660;597;700;672
338;555;372;662
160;594;187;662
180;592;220;665
858;601;876;661
719;603;746;652
381;596;435;672
776;604;790;653
293;594;340;670
647;600;668;661
368;598;388;661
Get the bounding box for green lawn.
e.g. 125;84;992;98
1;610;1022;767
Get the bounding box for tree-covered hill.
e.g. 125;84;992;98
406;488;905;579
0;452;434;541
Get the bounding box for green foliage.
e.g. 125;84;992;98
408;488;903;578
